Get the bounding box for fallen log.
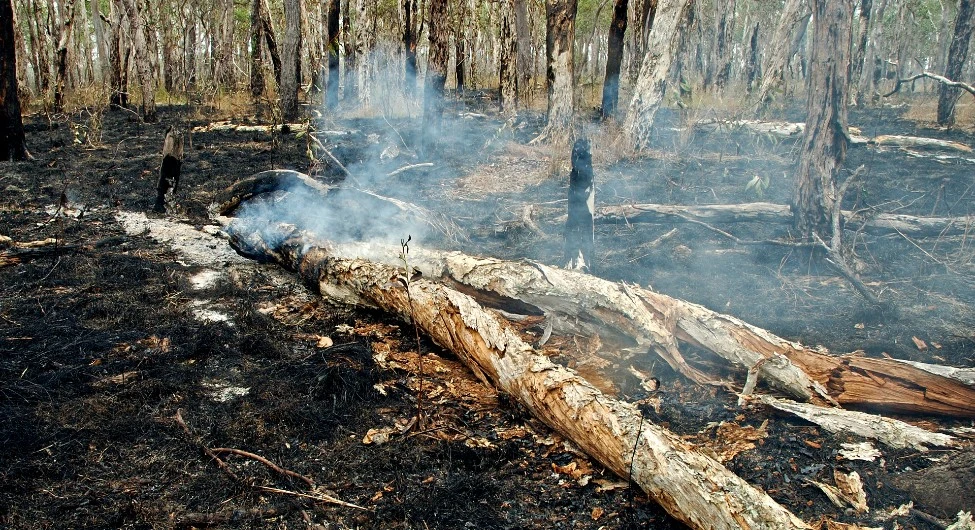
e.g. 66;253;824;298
224;221;810;530
583;202;973;238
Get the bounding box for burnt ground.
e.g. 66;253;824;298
1;94;974;529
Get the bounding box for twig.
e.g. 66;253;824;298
173;409;243;483
211;448;315;488
387;162;434;177
308;133;360;186
256;486;369;511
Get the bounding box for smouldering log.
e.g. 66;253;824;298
224;221;810;530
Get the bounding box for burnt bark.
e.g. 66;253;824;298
745;22;760;93
108;0;127;108
325;0;340;109
600;0;628;119
342;0;357;101
154;127;184;213
564;138;595;271
513;0;532;97
1;0;28;160
937;0;974;126
421;0;449;157
250;0;265;99
453;0;467;92
542;0;577;140
280;0;302;122
259;0;282;84
792;0;852;241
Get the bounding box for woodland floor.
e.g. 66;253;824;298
1;93;974;529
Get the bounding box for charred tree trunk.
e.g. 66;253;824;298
850;0;872;105
542;0;577;140
453;0;467;92
421;0;449;157
154;127;184;213
600;0;628;119
280;0;302;122
342;0;357;101
118;0;156;121
52;0;76;113
403;0;419;96
937;0;974;127
1;0;28;161
746;22;760;93
622;0;691;149
706;0;735;90
499;0;517;113
792;0;852;240
250;0;265;99
325;0;340;109
259;0;282;85
564;138;595;271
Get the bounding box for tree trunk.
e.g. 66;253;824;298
849;0;872;105
325;0;340;109
159;5;177;93
213;0;235;88
224;218;811;530
280;0;303;122
118;0;156;121
403;0;418;96
499;0;517;113
513;0;532;98
259;0;282;85
621;0;691;150
542;0;577;140
185;12;197;92
342;0;357;101
706;0;735;89
250;0;265;99
91;0;110;83
453;0;467;92
937;0;974;127
421;0;449;157
792;0;852;240
52;0;76;113
745;21;760;93
756;0;808;106
108;0;127;107
856;0;886;104
601;0;628;119
1;0;29;160
354;0;369;105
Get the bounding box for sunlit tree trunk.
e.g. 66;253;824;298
601;0;628;119
52;0;75;113
421;0;449;156
185;10;197;92
937;0;974;126
855;0;885;103
756;0;808;106
92;0;110;84
542;0;577;140
354;0;370;105
259;0;282;85
622;0;690;149
849;0;871;105
118;0;156;121
499;0;517;113
513;0;532;99
213;0;235;88
1;0;28;160
325;0;340;109
792;0;853;240
281;0;303;121
108;0;127;107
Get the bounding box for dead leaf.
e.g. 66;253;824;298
316;336;333;348
92;371;139;387
912;336;928;351
854;323;865;329
805;440;822;449
594;479;629;493
591;507;604;521
362;427;398;445
834;470;868;514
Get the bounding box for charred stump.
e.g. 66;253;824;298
564;138;594;271
154;127;184;213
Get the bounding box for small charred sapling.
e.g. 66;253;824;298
154;127;184;213
564;137;594;272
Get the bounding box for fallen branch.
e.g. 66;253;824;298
225;221;810;530
883;71;975;99
753;394;955;451
190;121;307;134
211;447;315;488
387;162;434;177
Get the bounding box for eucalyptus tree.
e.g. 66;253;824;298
1;0;29;160
938;0;974;126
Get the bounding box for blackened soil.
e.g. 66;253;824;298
1;96;973;529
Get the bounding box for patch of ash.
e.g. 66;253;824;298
114;210;246;267
201;379;251;402
190;300;233;325
189;269;222;290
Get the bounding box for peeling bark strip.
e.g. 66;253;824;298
564;138;594;272
224;222;809;530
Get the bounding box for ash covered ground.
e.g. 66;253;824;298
1;96;974;529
